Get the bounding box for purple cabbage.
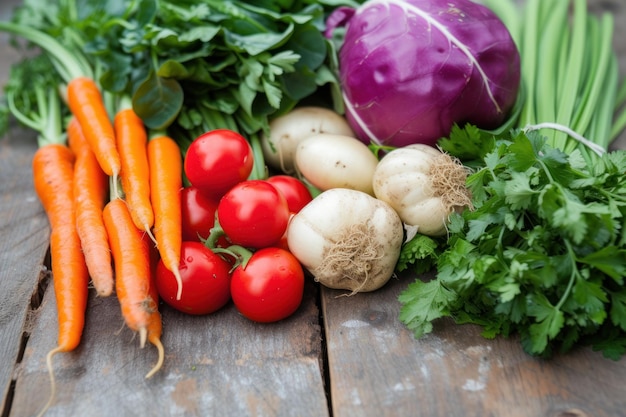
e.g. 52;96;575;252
326;0;521;148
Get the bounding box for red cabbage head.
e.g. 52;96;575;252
326;0;521;147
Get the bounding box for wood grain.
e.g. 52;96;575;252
321;274;626;417
0;124;49;413
10;279;327;417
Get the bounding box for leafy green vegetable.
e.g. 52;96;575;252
400;126;626;358
5;0;364;145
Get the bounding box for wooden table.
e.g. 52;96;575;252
2;1;626;416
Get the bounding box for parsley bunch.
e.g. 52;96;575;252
399;126;626;358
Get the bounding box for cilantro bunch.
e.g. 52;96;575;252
399;126;626;359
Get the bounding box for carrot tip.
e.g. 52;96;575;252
174;268;183;301
145;227;158;246
139;327;148;349
145;337;165;379
112;173;121;200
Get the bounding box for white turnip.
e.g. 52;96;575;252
372;144;473;236
295;133;379;195
261;106;355;174
287;188;403;293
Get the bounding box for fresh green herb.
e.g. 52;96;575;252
395;234;441;275
400;127;626;358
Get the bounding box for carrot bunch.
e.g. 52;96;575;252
0;21;185;415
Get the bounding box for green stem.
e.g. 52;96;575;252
202;217;255;270
203;217;227;251
116;94;134;113
553;0;586;153
571;14;614;151
590;55;618;151
615;78;626;107
248;133;268;180
6;87;65;147
0;21;92;82
518;0;541;127
42;88;64;147
555;240;578;312
6;91;42;133
610;107;626;143
534;0;568;143
212;245;254;271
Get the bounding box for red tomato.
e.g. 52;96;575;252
266;175;313;213
217;179;290;249
230;247;304;323
156;241;232;315
180;186;218;241
184;129;254;200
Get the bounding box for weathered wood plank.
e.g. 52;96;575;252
0;125;49;413
11;279;327;417
321;275;626;417
0;0;51;410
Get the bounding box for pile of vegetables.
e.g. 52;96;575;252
2;0;626;413
0;0;365;414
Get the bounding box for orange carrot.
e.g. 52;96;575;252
103;198;157;347
0;24;119;186
103;197;164;377
32;144;89;416
67;117;113;297
114;106;155;241
148;135;184;300
33;144;89;351
66;77;121;183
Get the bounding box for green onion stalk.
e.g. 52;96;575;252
481;0;626;167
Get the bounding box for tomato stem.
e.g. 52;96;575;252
202;216;226;250
212;245;253;270
202;217;254;270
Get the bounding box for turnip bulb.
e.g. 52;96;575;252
372;144;473;236
325;0;521;148
261;106;355;174
287;188;404;293
295;133;379;195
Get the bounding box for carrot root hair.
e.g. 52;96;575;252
36;346;64;417
145;337;165;379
